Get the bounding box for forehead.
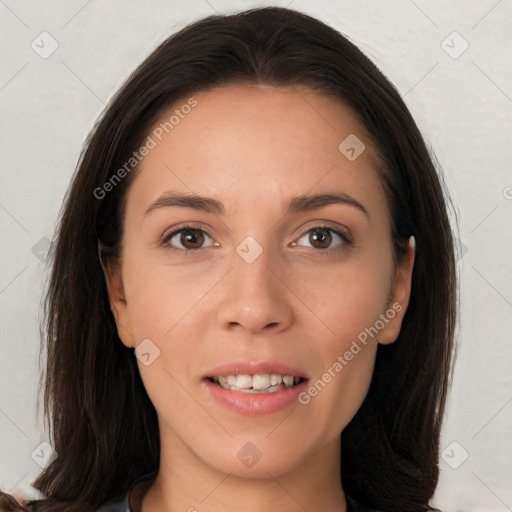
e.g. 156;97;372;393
125;85;387;220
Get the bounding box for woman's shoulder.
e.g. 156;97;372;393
0;471;154;512
0;490;131;512
94;492;130;512
0;490;28;511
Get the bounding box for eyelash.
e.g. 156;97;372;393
161;224;353;255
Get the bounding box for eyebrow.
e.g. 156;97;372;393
144;191;369;218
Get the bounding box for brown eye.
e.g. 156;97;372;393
294;226;350;251
309;228;332;249
164;227;213;252
179;229;205;249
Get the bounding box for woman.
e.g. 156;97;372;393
0;6;456;512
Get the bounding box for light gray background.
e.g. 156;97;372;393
1;1;511;510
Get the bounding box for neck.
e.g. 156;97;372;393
141;431;347;512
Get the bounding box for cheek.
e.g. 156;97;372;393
120;254;220;393
280;258;389;434
121;253;220;342
290;254;393;344
303;341;377;425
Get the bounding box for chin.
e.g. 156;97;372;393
196;436;314;479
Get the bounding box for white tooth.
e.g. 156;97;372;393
270;374;282;386
252;374;271;390
294;377;301;385
218;376;228;385
221;382;230;389
227;375;237;386
283;375;294;387
236;374;253;388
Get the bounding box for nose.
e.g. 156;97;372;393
216;244;294;334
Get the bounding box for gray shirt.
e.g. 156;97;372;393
96;492;131;512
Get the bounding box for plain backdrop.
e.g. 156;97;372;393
0;1;511;510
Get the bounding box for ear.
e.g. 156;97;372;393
378;236;415;345
98;241;136;349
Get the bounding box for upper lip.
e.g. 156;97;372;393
206;360;308;379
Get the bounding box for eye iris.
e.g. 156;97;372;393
309;228;331;248
180;229;204;249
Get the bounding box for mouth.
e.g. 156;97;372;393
203;361;309;416
207;374;305;394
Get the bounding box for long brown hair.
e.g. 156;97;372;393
27;7;456;511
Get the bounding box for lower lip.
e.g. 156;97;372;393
203;378;308;416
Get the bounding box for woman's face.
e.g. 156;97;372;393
105;85;414;479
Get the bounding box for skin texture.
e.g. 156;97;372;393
103;85;415;512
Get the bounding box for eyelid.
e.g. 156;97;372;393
293;221;353;244
291;229;350;252
161;223;215;251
